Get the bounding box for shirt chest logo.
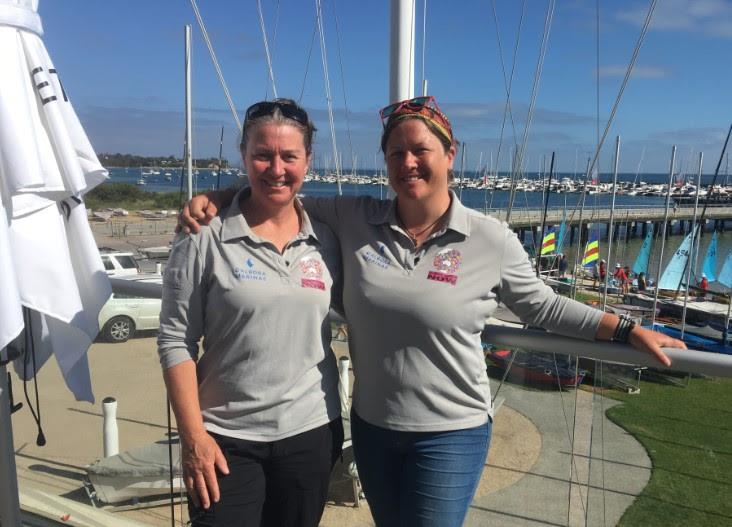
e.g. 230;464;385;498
233;259;267;281
299;257;326;290
427;249;461;285
361;243;391;269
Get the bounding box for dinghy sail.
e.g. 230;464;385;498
718;250;732;288
632;225;654;275
582;232;600;267
702;231;718;282
657;226;698;290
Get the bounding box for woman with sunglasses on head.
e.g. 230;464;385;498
158;99;343;527
179;95;684;527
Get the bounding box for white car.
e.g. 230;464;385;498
98;275;162;342
99;249;141;277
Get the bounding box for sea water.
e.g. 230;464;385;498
104;167;732;284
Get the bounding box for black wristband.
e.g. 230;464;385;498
613;315;636;343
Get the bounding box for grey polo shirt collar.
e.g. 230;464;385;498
221;187;320;245
366;189;471;241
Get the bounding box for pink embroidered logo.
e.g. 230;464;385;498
427;249;461;285
299;258;323;279
299;258;326;290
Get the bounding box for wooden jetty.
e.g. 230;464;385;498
488;205;732;245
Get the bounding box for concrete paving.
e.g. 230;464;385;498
8;336;652;526
466;383;651;527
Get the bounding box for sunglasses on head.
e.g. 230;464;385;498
244;99;310;127
379;95;447;123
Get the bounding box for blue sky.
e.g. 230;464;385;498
40;0;732;174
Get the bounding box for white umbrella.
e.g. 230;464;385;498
0;0;111;402
1;1;112;521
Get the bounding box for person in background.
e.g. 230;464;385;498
614;264;629;295
558;253;568;279
698;272;709;300
159;99;343;527
594;259;607;289
178;95;685;527
637;271;647;292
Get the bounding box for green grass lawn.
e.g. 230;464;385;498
605;376;732;526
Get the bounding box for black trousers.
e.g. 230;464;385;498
188;419;343;527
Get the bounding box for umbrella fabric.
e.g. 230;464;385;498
1;0;111;402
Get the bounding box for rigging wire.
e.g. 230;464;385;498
330;0;355;174
298;21;319;103
489;0;525;178
584;3;661;521
584;0;658;184
539;0;660;297
264;0;282;101
188;0;242;130
505;0;556;223
315;0;342;195
256;0;279;99
596;0;600;152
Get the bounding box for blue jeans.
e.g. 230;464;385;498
351;411;492;527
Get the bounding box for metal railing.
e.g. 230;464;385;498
112;278;732;379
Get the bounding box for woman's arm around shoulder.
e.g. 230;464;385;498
178;187;237;234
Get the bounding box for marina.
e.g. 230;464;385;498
3;0;732;526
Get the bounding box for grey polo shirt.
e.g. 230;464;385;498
304;192;603;432
158;188;341;441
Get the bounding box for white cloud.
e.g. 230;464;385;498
598;65;671;79
648;126;729;146
616;0;732;38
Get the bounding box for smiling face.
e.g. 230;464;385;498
242;122;310;210
385;118;456;203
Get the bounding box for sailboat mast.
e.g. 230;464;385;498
680;152;704;338
537;152;555;277
651;146;677;327
458;144;466;200
570;157;592;299
216;125;224;190
184;25;193;200
389;0;415;103
601;137;621;309
315;0;342;196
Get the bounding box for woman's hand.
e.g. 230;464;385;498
177;189;230;234
627;325;685;368
182;430;229;509
596;313;685;367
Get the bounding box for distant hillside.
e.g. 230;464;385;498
98;153;231;169
85;182;207;210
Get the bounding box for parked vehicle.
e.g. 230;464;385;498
99;248;141;277
98;275;162;342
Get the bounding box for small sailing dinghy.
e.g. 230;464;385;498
487;349;587;388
